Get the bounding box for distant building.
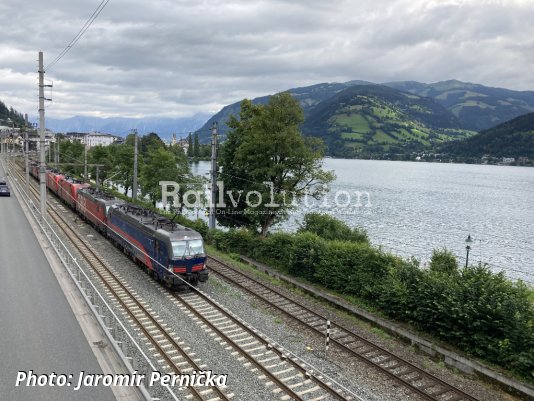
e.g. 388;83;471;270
64;131;119;148
83;132;119;148
518;156;529;165
501;157;515;165
27;129;55;151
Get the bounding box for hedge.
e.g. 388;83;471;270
142;210;533;382
203;227;533;382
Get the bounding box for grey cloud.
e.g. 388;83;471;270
1;0;533;119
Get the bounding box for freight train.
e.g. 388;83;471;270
29;163;208;288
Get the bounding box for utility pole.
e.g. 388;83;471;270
25;131;29;192
38;51;47;218
96;166;100;190
55;135;60;168
209;122;218;229
84;143;88;180
132;129;138;200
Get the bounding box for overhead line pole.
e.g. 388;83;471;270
25;131;29;192
132;129;138;200
209;122;218;230
56;135;60;168
84;143;88;179
38;51;47;219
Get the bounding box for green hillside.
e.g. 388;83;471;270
384;80;534;131
0;99;27;128
302;85;473;158
196;81;372;143
197;79;534;159
441;112;534;161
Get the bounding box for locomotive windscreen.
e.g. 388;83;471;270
171;240;204;258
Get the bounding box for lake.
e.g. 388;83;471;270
190;159;534;284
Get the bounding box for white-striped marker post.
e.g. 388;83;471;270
325;320;331;357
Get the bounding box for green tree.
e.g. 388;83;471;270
217;93;335;235
58;140;85;176
140;146;203;209
199;143;211;158
193;132;200;158
187;133;193;157
88;145;113;185
140;132;165;156
140;147;178;206
109;141;139;196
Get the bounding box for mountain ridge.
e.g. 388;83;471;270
440;111;534;160
44;113;212;141
196;79;534;157
383;80;534;130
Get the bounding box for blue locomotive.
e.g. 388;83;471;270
29;162;208;289
107;203;208;288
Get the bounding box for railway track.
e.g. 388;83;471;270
207;256;480;401
171;290;355;401
11;162;230;401
10;159;357;401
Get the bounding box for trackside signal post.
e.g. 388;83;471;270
209;123;218;229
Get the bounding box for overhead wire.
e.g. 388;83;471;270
45;0;112;72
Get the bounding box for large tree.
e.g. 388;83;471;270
88;145;114;184
187;133;193;157
193;132;200;157
108;141;140;196
140;132;166;155
57;140;85;176
140;146;204;210
217;92;335;235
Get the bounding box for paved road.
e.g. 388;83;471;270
0;161;116;401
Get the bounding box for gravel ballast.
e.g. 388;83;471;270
43;193;523;401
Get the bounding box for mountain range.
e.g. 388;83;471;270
195;79;534;158
45;113;212;141
385;80;534;131
23;78;534;159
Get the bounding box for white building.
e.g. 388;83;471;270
64;132;119;148
82;132;118;148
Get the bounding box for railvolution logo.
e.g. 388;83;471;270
160;180;371;214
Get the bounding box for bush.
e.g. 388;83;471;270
288;232;327;280
175;214;534;382
376;258;423;322
428;248;458;275
313;241;389;298
298;212;368;243
256;232;296;270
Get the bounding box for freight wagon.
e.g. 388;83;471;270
58;177;90;209
77;188;124;233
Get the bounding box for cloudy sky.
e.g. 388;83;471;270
1;0;534;120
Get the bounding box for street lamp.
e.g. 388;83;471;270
465;234;473;268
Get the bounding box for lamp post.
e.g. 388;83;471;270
465;234;473;268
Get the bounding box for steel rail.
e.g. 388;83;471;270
173;289;354;401
13;161;229;401
207;255;480;401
